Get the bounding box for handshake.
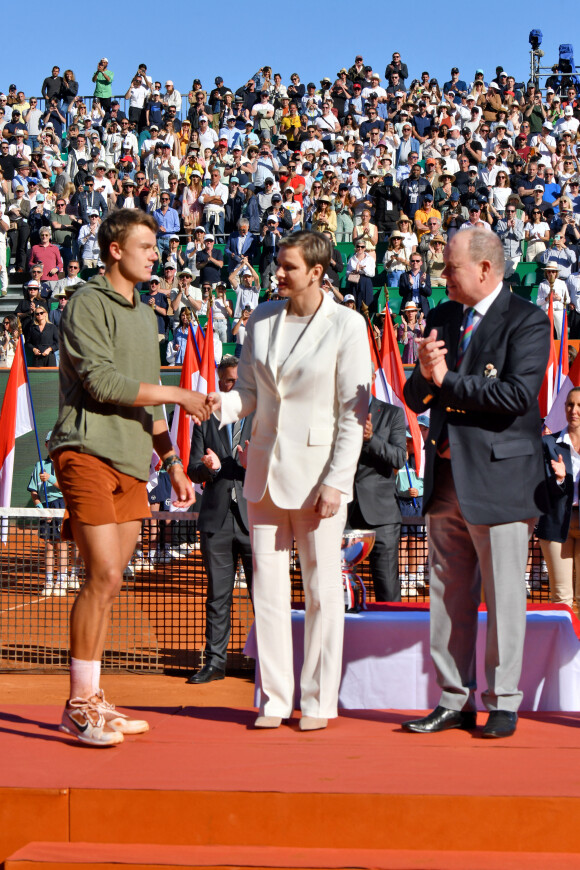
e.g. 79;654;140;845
179;390;222;424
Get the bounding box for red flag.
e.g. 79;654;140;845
196;308;216;396
169;325;200;475
0;340;34;508
539;294;556;419
373;310;423;474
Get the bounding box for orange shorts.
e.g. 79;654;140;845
52;449;150;542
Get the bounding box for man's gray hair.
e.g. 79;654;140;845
467;229;505;278
217;355;238;374
237;217;250;229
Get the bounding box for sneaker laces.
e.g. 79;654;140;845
91;688;116;713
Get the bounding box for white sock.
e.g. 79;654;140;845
92;660;101;695
57;573;67;583
70;658;94;700
45;572;53;583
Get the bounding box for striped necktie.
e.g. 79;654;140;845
456;307;475;369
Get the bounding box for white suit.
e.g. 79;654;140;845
220;291;371;718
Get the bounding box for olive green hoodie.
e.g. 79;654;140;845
50;275;164;481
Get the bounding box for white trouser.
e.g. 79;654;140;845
248;488;346;719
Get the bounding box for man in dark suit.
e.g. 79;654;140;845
402;230;550;738
186;356;253;684
347;396;406;601
226;218;258;273
398;258;432;318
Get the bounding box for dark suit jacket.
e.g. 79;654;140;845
227;232;258;269
350;398;407;526
398;271;432;317
188;413;253;534
537;432;574;543
403;285;550;525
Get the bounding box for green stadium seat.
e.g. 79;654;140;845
430;286;449;307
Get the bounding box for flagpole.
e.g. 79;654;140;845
557;311;566;393
189;322;203;365
20;336;50;507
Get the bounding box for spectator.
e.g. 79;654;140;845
92;57;114;112
29;227;63;283
425;235;447;287
26;303;58;366
141;276;169;341
60;70;79;116
199;167;228;237
226;218;257;272
167;307;192;365
196;233;224;286
78;212;101;267
152;191;180;256
537;261;570;338
345;240;375;310
41;66;63;104
397;301;425;364
169;268;202;326
496;206;525;277
230;258;260;316
538;233;577;281
399;252;432;317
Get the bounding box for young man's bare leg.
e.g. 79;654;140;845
60;520;147;747
69;520;141;668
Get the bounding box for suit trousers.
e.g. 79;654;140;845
539;510;580;608
346;502;401;602
200;504;253;669
248;488;347;719
427;460;533;713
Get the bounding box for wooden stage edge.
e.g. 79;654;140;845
0;690;580;867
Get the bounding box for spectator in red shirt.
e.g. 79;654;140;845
29;227;63;283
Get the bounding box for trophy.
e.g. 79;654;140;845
341;529;376;612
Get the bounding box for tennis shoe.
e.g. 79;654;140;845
90;689;150;735
51;580;68;597
59;698;124;747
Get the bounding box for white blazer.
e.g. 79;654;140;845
219;291;371;509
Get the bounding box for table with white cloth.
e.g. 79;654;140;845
244;606;580;712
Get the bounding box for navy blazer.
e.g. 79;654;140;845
188;413;253;534
227;232;257;268
398;271;432;318
536;432;574;543
404;285;551;525
350;398;407;526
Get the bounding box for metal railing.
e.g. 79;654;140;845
0;509;552;674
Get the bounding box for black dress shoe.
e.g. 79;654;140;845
402;705;477;733
482;710;517;738
187;664;225;684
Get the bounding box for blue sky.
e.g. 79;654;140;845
1;2;573;101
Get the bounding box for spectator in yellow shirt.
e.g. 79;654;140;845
414;194;441;241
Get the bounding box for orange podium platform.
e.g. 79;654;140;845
1;677;580;869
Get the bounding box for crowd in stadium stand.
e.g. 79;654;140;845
2;53;580;369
